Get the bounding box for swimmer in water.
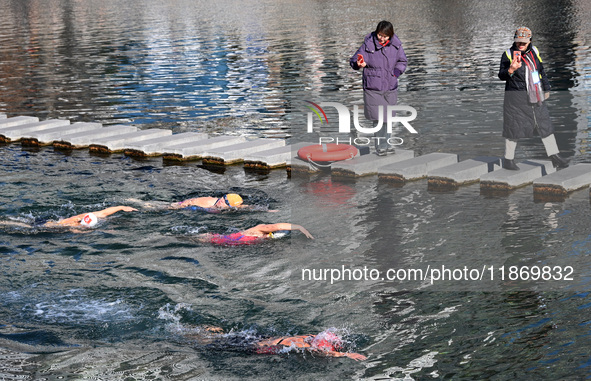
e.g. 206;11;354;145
183;326;367;361
0;206;137;231
197;223;314;245
127;193;277;212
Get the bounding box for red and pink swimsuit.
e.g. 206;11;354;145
210;232;261;246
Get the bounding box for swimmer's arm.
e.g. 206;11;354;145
173;199;219;211
174;202;220;214
250;223;314;239
324;351;367;361
56;213;87;226
126;198;170;210
291;224;314;239
57;206;137;226
173;198;197;208
0;220;33;228
92;206;138;218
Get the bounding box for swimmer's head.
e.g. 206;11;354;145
268;230;291;239
80;213;98;227
311;331;343;352
220;193;243;208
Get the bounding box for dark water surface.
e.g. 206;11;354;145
1;0;591;380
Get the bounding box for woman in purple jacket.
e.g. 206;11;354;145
350;21;408;155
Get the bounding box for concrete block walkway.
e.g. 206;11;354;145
428;156;501;189
0;114;588;201
533;164;591;196
163;136;246;161
378;152;458;182
481;160;555;191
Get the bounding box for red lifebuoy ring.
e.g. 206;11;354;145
297;144;358;162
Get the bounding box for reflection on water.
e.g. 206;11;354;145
1;0;591;380
1;147;591;378
0;0;589;149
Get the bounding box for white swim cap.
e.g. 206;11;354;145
269;230;291;239
80;213;98;227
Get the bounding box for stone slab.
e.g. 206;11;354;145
201;139;286;165
0;120;70;142
377;152;457;182
533;163;591;196
290;156;325;173
124;132;208;157
330;149;416;178
21;122;101;146
89;129;172;153
244;142;312;169
0;116;39;130
54;125;138;149
283;142;319;173
480;160;555;191
428;156;501;188
162;136;246;161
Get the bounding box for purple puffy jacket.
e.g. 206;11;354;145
350;32;407;92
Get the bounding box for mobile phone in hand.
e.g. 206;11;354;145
514;51;521;62
357;54;364;64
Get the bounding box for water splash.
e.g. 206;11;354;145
17;289;139;325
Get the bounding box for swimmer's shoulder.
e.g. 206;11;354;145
180;197;217;208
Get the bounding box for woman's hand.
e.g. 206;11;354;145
294;225;314;239
357;54;366;68
345;352;368;361
329;351;367;361
508;58;521;74
120;206;138;212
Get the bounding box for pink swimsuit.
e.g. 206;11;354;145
210;232;261;246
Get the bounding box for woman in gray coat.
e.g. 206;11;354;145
498;26;569;170
351;21;407;155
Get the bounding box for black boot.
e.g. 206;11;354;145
550;154;569;168
503;158;520;170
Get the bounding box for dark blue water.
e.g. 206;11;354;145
1;0;591;380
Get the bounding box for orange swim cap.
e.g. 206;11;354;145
225;193;243;207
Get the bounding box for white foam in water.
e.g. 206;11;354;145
23;290;138;324
158;303;194;332
378;351;439;380
169;225;207;234
158;303;193;322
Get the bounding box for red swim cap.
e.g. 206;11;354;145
312;332;342;351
